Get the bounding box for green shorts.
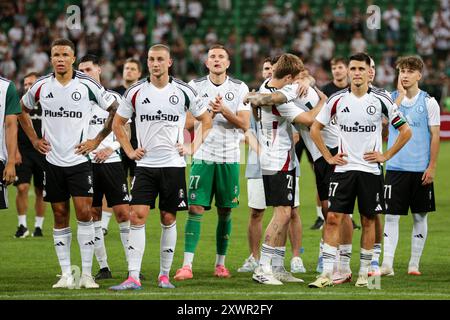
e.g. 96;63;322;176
188;160;240;210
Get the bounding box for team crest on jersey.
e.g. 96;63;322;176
179;189;184;199
416;105;425;114
72;91;81;101
367;105;376;115
169;95;179;105
225;92;234;101
190;193;196;200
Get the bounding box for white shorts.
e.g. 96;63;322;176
247;177;299;209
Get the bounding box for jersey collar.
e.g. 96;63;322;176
348;86;371;94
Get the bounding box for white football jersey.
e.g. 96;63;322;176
316;87;406;174
22;71;116;167
189;75;250;163
88;90;122;164
278;84;339;162
259;79;304;172
117;76;207;168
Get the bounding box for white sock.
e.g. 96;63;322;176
215;254;226;266
339;244;352;273
18;215;27;227
359;248;373;276
318;238;324;259
382;215;400;268
316;206;324;220
183;252;195;268
160;222;177;277
93;221;109;269
259;244;275;270
409;213;428;269
101;211;113;230
322;243;337;277
333;248;340;273
119;221;130;262
128;224;146;280
53;227;72;276
372;243;382;265
272;246;286;269
77;220;95;276
35;216;44;229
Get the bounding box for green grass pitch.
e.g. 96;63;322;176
1;142;449;300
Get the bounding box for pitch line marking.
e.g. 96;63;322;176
1;291;450;299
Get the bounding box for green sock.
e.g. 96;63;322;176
184;212;203;253
216;213;232;256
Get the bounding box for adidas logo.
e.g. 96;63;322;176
375;204;383;211
253;275;270;283
55;241;65;246
341;107;350;113
163;248;174;253
123;195;130;201
414;234;424;239
94;237;100;241
142;97;151;104
202;93;208;98
128;246;135;250
88;187;93;194
384;233;388;238
178;200;187;208
84;240;95;246
45;92;54;99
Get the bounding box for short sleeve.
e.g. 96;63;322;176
185;88;207;118
379;95;406;129
237;83;250;112
427;97;440;126
21;81;40;111
276;102;303;123
316;99;333;126
5;82;21;115
277;83;298;102
81;77;115;111
116;88;135;119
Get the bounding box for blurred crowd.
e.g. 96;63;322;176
0;0;448;108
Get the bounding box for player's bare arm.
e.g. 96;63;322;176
244;91;286;107
18;100;51;154
292;88;327;127
177;110;212;156
210;95;250;130
75;99;119;155
311;120;348;165
364;122;412;163
3;114;18;185
244;129;261;156
422;125;440;185
112;113;145;160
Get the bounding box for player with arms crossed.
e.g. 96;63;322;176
19;38;119;289
380;56;440;277
309;53;411;288
110;44;211;290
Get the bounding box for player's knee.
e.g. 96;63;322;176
189;205;204;215
16;184;30;195
160;211;176;225
326;213;342;227
250;208;264;221
360;215;375;228
91;207;102;222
